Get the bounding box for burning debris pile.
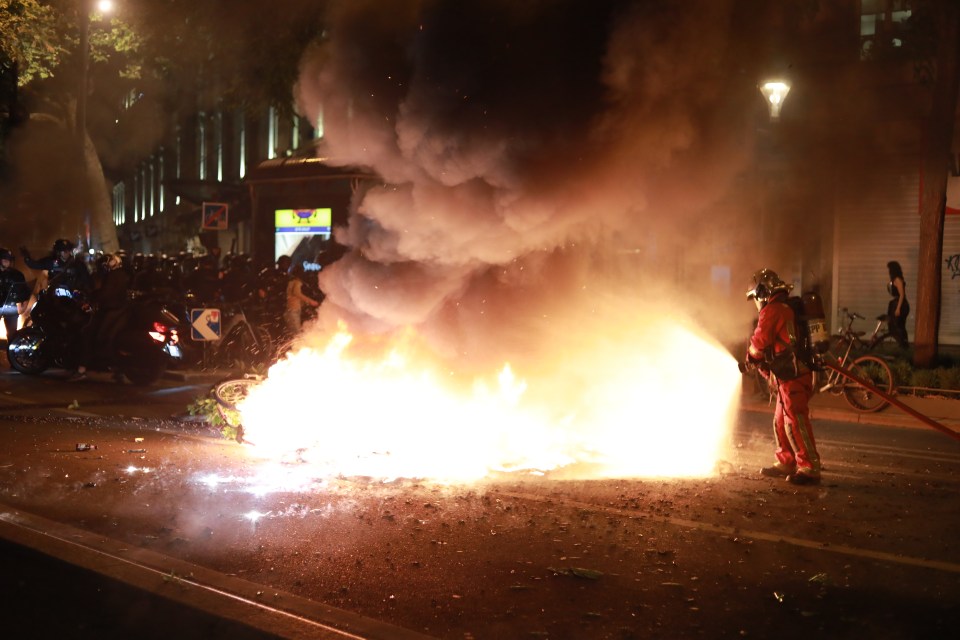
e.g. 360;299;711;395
240;0;759;480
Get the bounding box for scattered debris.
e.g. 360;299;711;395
76;443;97;452
548;567;604;580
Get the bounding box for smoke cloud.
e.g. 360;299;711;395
294;0;764;369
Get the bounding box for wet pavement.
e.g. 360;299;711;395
0;403;957;639
0;365;959;638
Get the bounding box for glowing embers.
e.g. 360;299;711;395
125;466;153;474
194;465;330;497
244;510;270;524
236;319;740;482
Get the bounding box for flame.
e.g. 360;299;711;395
237;315;741;483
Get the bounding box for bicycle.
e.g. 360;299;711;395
835;308;898;351
200;302;275;372
212;373;265;442
816;309;895;412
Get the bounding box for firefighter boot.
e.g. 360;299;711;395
760;462;795;478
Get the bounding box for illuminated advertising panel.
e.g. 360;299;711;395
274;208;332;265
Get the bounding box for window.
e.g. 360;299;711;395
158;149;165;214
268;106;278;160
237;112;246;179
112;183;126;225
197;112;207;181
860;0;912;60
215;110;224;182
175;131;182;206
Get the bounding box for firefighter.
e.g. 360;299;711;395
745;268;822;486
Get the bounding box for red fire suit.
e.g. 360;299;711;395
747;292;821;477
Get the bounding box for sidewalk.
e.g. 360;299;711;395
740;387;960;436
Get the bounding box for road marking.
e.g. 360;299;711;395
498;491;960;575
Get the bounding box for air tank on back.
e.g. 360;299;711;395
801;291;830;353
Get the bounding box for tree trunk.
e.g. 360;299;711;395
82;129;119;254
913;1;960;368
29;111;119;254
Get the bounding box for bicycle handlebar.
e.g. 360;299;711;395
839;307;864;321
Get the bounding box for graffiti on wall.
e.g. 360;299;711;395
946;253;960;280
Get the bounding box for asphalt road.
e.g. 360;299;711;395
0;364;958;639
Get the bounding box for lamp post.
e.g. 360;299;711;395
76;0;114;152
755;79;792;276
76;0;114;252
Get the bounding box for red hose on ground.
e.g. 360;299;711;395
823;362;960;442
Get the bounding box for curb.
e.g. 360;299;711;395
741;392;960;434
0;505;434;640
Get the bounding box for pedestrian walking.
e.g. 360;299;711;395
744;268;822;486
886;260;910;349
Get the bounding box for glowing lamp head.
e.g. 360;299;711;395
759;81;791;121
96;0;114;13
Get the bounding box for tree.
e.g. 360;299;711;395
912;0;960;367
1;0;142;253
122;0;327;116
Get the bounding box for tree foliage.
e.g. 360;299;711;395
0;0;67;84
122;0;327;116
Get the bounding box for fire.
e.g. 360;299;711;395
0;312;25;342
237;316;741;482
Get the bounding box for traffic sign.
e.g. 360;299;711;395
190;308;221;341
202;202;229;231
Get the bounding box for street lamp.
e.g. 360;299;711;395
759;80;791;121
76;0;114;252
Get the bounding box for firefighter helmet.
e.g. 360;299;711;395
0;247;13;261
746;268;792;302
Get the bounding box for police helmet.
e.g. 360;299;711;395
105;253;123;270
0;247;13;261
53;238;75;255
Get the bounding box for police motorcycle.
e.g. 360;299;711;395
6;272;182;385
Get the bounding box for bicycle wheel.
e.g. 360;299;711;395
841;355;894;412
214;377;262;411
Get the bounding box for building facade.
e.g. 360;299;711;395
104;0;960;343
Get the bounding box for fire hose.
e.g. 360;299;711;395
822;361;960;443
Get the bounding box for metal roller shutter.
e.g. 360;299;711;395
833;159;922;343
940;214;960;344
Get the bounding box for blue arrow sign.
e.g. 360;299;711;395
190;308;221;341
